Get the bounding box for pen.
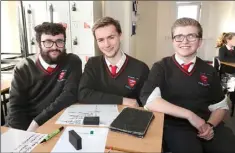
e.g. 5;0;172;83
107;146;113;153
106;146;129;152
41;126;64;143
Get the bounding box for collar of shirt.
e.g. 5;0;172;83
226;45;234;51
175;54;196;72
39;54;57;70
105;51;126;73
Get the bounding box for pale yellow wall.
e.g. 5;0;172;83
2;1;234;63
135;1;158;67
134;1;235;68
1;1;21;53
200;1;235;60
103;1;132;55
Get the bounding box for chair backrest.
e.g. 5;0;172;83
213;57;221;72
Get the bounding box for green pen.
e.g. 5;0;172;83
41;126;64;143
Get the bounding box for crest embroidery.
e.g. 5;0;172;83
58;70;66;81
128;78;137;88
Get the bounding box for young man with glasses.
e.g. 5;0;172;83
6;22;82;131
140;18;235;153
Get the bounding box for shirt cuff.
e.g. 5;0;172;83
208;95;229;112
146;87;161;105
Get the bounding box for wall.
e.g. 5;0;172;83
1;1;21;53
2;1;234;62
103;1;133;55
92;1;103;56
135;1;158;67
135;1;235;68
155;2;177;63
200;1;235;60
135;1;177;67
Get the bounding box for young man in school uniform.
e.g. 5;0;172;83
78;17;149;107
140;17;235;153
6;22;82;131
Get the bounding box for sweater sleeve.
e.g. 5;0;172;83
78;58;123;104
219;46;235;62
34;55;82;126
218;47;226;61
136;64;150;106
140;62;165;106
209;70;225;105
7;60;32;130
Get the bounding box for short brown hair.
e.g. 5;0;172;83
92;17;122;38
34;22;66;44
216;32;235;48
171;17;203;39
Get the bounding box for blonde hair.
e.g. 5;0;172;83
216;32;235;48
171;17;203;39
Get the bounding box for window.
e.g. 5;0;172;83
176;1;201;21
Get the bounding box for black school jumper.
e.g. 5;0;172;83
140;55;235;153
78;54;149;106
7;53;82;130
219;45;235;63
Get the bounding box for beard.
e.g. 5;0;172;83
40;47;67;64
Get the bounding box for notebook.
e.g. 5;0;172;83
109;107;155;138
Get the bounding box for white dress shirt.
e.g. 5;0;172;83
105;51;126;73
175;53;196;72
39;54;57;70
145;54;228;111
226;45;234;51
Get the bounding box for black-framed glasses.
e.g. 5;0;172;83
173;33;200;42
41;39;65;48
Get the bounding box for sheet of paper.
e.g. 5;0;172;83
1;128;46;152
227;77;235;92
51;126;108;152
56;105;119;126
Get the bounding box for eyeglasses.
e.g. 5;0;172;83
173;33;200;42
41;39;65;48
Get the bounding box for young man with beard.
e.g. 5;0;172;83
140;18;235;153
6;22;82;131
78;17;149;107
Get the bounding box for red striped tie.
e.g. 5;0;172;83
182;62;193;72
110;65;117;75
47;67;55;73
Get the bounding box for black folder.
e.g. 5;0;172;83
109;107;155;138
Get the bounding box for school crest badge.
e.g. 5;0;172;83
198;73;210;87
125;76;139;89
200;74;208;84
58;70;67;81
128;78;137;88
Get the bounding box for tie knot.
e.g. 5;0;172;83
110;65;117;75
182;62;193;71
47;66;55;73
